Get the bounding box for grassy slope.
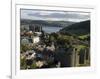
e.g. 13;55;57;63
60;20;90;36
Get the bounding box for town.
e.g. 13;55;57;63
20;20;90;69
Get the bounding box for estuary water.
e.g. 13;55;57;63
42;26;63;33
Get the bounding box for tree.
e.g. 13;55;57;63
50;36;55;42
21;44;31;52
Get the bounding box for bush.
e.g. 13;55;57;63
20;58;27;69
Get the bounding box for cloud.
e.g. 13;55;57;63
21;9;90;22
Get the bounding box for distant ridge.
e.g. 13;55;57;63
21;19;75;27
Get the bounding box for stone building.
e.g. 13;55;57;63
54;46;90;67
71;46;90;67
29;24;42;32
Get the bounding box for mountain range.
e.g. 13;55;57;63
21;19;75;27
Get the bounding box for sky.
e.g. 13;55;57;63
20;9;90;22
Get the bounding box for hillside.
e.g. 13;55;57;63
60;20;90;36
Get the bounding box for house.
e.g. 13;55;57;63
32;36;40;43
25;50;36;60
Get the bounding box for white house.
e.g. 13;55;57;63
35;32;42;36
32;36;40;43
25;50;36;60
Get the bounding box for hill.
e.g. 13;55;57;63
21;19;74;27
59;20;90;36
